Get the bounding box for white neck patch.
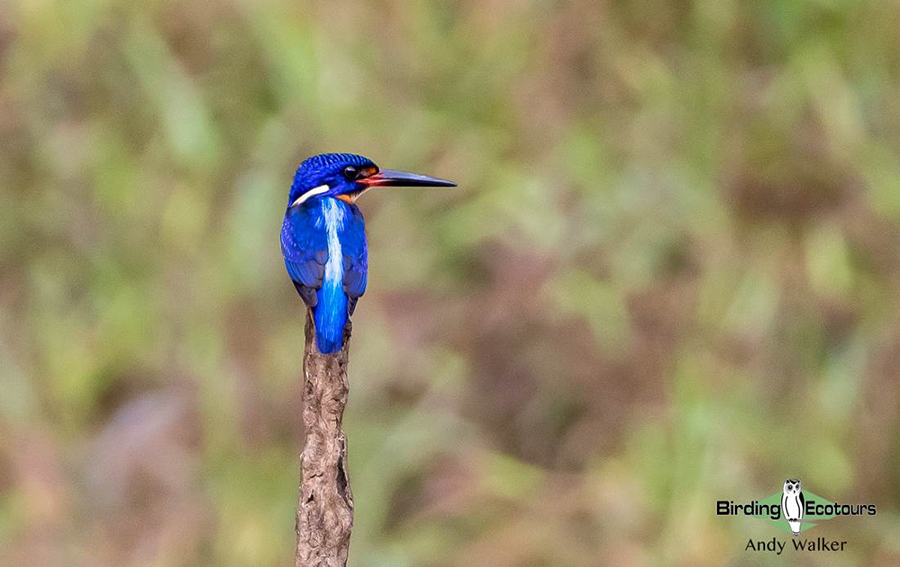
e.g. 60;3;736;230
291;184;330;207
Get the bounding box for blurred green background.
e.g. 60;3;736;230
2;0;900;565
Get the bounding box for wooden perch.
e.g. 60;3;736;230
295;314;354;567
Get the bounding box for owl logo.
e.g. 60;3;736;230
781;479;805;535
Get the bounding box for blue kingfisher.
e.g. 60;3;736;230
281;153;455;353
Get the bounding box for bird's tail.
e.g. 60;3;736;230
313;286;348;354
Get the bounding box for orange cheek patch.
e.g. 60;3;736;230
336;194;355;204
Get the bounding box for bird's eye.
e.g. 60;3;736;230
343;166;358;180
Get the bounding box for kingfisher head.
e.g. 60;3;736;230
288;153;456;208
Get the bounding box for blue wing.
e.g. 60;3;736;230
281;205;327;307
341;205;368;315
281;201;368;353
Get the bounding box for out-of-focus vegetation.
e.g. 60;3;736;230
2;0;900;565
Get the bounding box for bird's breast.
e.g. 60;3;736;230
321;198;346;286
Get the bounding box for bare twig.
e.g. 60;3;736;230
295;313;353;567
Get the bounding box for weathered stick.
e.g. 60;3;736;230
295;313;354;567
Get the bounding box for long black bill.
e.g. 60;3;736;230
361;169;456;187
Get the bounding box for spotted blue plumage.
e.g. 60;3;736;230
281;195;367;354
281;153;453;353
